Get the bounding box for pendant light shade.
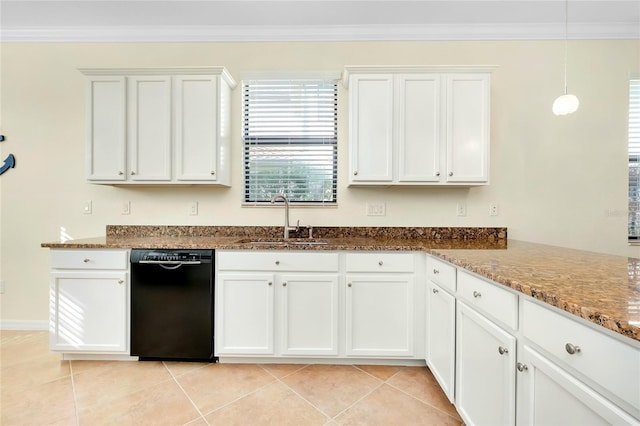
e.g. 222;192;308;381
553;93;580;115
553;0;579;116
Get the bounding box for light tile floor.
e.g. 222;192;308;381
1;330;463;425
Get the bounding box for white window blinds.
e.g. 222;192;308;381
629;79;640;239
243;79;338;205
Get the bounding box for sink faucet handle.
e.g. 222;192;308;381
308;226;314;239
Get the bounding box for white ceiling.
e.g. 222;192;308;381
1;0;639;42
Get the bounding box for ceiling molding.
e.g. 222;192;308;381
2;22;638;43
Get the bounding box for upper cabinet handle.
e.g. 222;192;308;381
83;258;91;263
448;172;453;176
378;260;383;266
433;269;439;274
353;171;358;176
473;291;482;298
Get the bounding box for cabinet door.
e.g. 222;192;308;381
174;75;219;182
349;74;394;183
426;281;456;403
345;275;414;357
456;301;515;426
516;346;638;426
216;273;274;355
445;74;490;183
127;76;172;181
280;274;339;356
50;271;128;353
86;77;126;181
397;74;441;182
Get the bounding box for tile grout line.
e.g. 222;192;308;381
196;365;284;420
68;361;80;426
385;378;463;422
162;361;211;426
328;377;386;422
258;364;335;424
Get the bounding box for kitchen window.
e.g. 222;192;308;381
629;79;640;241
242;78;338;205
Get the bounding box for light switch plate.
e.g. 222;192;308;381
122;201;130;215
456;203;467;217
83;200;92;215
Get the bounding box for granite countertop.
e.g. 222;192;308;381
41;226;640;344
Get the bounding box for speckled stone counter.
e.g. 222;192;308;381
41;225;640;344
430;240;640;344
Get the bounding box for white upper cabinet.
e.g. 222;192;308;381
81;67;236;185
127;76;172;181
343;66;494;186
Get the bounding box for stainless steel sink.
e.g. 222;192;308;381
235;238;329;246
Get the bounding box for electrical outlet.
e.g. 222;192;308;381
122;201;130;215
366;202;386;216
189;201;198;216
456;203;467;217
0;280;5;294
490;203;499;216
83;200;92;214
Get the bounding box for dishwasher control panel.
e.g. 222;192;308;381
130;249;213;265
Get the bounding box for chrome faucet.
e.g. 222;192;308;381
270;194;297;239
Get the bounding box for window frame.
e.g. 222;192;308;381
241;74;339;207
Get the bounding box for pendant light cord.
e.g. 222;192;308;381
563;0;569;95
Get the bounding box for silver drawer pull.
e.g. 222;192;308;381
118;280;124;285
433;269;439;274
565;343;581;355
283;282;287;287
432;288;439;294
268;282;273;286
83;258;91;263
473;291;482;298
378;261;383;266
498;346;508;355
275;260;280;265
517;362;528;372
348;283;352;287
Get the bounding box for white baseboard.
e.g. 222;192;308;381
1;320;48;330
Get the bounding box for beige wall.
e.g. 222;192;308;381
1;40;638;323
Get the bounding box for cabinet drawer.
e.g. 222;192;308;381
218;251;339;272
522;300;640;413
345;252;414;273
50;249;129;270
427;256;456;292
457;270;518;330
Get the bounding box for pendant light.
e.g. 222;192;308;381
553;0;579;115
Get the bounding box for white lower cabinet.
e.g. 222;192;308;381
216;273;275;355
516;345;638;426
345;275;414;357
345;252;416;357
216;251;340;357
425;280;456;403
456;301;516;426
280;274;339;356
49;249;129;354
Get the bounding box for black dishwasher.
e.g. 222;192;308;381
130;249;216;361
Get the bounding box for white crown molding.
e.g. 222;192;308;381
1;22;638;43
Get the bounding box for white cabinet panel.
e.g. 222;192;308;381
86;77;126;180
127;76;172;181
445;74;490;183
346;275;414;356
217;273;275;355
397;74;440;182
175;75;219;181
456;301;516;426
349;74;394;182
516;346;638;426
426;281;456;403
280;274;339;355
522;300;640;417
50;271;128;353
